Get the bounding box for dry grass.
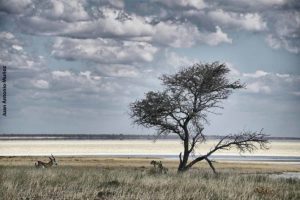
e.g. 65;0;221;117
1;156;299;173
0;157;299;200
0;166;299;200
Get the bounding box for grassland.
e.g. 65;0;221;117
0;157;299;200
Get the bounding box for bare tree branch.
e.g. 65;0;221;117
204;157;216;174
129;62;268;173
185;130;269;170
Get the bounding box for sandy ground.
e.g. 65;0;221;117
0;139;299;156
1;139;299;174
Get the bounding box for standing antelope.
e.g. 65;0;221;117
35;155;58;168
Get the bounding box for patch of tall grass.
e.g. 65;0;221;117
0;166;299;200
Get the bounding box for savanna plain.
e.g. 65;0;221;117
0;140;299;200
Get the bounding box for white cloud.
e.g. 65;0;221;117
200;26;232;46
18;6;233;48
12;45;23;51
0;31;43;70
208;9;267;31
52;70;72;79
153;22;231;47
80;71;92;79
32;79;49;89
88;7;154;37
153;21;200;47
243;70;269;78
107;0;125;8
111;69;137;77
21;7;154;39
165;50;196;69
276;73;290;78
265;34;281;49
40;0;89;22
99;65;139;77
51;70;100;91
51;37;158;64
0;0;32;14
242;71;300;96
247;82;271;94
234;0;287;6
266;11;300;54
0;32;16;40
266;34;299;54
50;69;126;94
153;0;206;9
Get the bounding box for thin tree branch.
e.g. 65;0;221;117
204;157;216;174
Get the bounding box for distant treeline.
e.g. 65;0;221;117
0;133;299;141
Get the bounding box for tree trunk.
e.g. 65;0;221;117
178;155;217;173
177;134;190;172
177;151;190;172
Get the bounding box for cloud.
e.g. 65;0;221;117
231;0;287;7
208;9;267;31
165;50;196;69
50;69;144;94
93;64;139;78
37;0;89;22
209;0;288;11
194;0;299;54
153;0;206;9
51;37;158;64
152;21;231;47
2;0;299;55
265;11;300;54
275;73;290;78
1;0;299;136
52;70;72;79
14;5;232;48
265;34;281;50
106;0;125;9
0;31;18;42
0;31;43;70
243;70;269;78
50;69;116;93
153;21;200;47
246;82;271;94
12;45;23;51
0;0;32;14
31;79;49;89
242;70;300;96
200;26;232;45
18;7;154;39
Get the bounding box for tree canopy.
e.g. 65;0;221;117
130;62;268;172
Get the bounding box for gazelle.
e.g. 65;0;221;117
35;154;58;168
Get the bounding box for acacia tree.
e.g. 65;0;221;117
130;62;268;173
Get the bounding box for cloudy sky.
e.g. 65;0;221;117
0;0;299;137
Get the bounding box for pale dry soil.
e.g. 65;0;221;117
0;140;299;156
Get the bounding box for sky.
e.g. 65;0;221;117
0;0;299;137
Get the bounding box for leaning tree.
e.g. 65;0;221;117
130;62;268;173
